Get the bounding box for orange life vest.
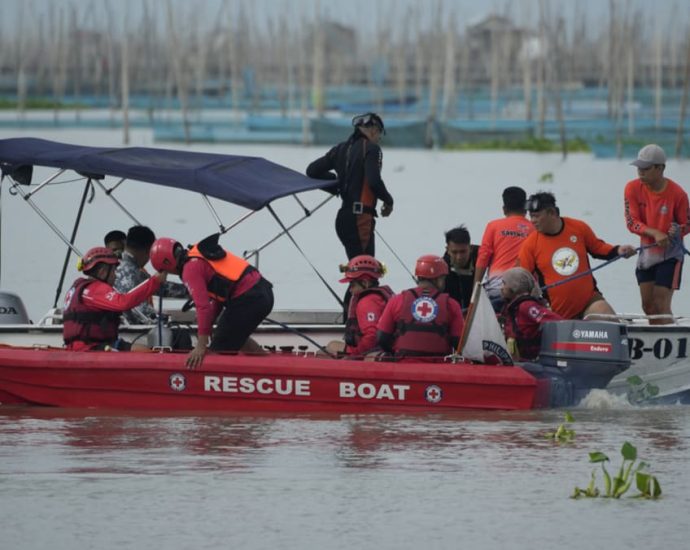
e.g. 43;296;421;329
186;244;253;303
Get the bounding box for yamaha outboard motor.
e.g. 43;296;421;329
526;320;630;406
0;291;30;324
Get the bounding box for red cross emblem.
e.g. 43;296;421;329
425;384;443;403
169;373;187;392
412;296;438;322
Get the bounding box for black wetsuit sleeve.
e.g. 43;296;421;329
306;146;340;194
364;143;394;205
590;245;620;261
376;329;395;352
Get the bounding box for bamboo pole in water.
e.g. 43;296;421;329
69;5;82;122
536;1;546;138
427;1;442;119
15;3;27;118
297;15;310;144
654;14;663;129
520;0;533;123
627;14;636;137
414;8;424;116
166;0;190;144
674;32;690;158
121;18;130;145
310;2;325;117
441;12;457;119
395;9;411;108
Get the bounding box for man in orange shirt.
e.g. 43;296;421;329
625;144;690;324
474;186;534;310
518;192;636;320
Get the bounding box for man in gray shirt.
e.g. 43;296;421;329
114;225;188;324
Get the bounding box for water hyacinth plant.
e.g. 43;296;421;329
544;411;576;443
626;375;660;405
571;441;662;499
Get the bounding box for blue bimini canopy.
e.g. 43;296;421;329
0;138;332;211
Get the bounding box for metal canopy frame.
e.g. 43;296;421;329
1;166;342;308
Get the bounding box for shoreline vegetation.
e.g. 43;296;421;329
444;137;590;152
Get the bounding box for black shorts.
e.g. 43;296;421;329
210;277;274;351
636;258;683;290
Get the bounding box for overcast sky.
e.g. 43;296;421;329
0;0;687;39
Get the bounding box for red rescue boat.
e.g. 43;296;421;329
0;346;540;412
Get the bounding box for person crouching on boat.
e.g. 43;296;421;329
149;235;274;369
376;255;464;357
500;267;562;361
326;255;393;357
63;247;166;351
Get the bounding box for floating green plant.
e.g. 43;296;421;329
539;172;554;183
571;441;662;499
626;375;660;404
544;411;575;443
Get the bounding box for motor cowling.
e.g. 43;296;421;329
538;320;630;398
0;291;30;324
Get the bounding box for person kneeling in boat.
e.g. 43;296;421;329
376;255;464;357
63;247;166;351
326;255;393;357
500;267;563;361
150;235;274;369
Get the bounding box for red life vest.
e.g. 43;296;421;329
344;285;393;347
393;288;452;356
62;278;120;346
503;295;547;361
186;244;253;303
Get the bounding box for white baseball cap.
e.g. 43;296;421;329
631;144;667;169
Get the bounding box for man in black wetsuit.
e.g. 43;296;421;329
306;112;394;259
443;225;479;311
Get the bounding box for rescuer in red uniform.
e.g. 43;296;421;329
150;234;274;368
326;255;393;357
500;267;562;361
63;246;165;351
376;254;464;357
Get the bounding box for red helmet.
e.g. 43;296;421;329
415;254;449;279
79;246;119;272
150;237;181;272
339;255;385;283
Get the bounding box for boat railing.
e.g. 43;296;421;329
586;313;690;326
35;308;63;327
